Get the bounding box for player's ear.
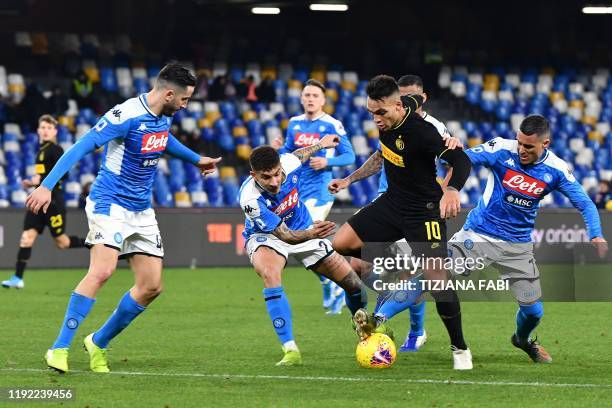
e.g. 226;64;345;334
542;138;551;149
164;88;175;101
422;92;428;104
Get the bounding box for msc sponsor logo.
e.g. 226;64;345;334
502;169;547;198
504;192;535;208
141;131;169;153
272;189;299;215
142;158;160;167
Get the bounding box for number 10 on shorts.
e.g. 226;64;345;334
425;221;441;241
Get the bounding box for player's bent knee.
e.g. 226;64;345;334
257;266;282;287
54;236;70;250
20;230;37;247
86;267;116;286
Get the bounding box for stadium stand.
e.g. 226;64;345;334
0;32;610;210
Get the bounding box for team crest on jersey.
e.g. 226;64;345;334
543;173;553;183
502;169;547;198
395;138;405;150
292;175;298;183
141;131;169;153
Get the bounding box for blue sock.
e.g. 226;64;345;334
345;288;367;315
408;301;426;337
317;273;328;283
263;287;293;345
52;292;95;349
515;301;544;342
92;291;146;348
376;276;423;320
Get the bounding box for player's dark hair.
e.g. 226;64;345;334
304;78;326;94
366;75;399;101
250;146;281;172
38;114;58;127
520;114;551;140
157;62;197;89
397;74;424;90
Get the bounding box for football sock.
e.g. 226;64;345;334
69;236;86;248
375;275;423;320
52;291;95;349
408;301;426;337
263;286;294;345
515;301;544;342
345;287;367;315
15;247;32;279
93;291;146;348
432;289;467;350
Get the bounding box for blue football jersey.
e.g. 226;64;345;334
279;113;354;204
240;153;313;240
87;95;173;214
464;137;602;242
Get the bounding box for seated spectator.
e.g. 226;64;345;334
256;76;275;103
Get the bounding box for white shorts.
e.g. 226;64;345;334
246;233;334;269
304;199;333;222
85;197;164;259
448;228;541;303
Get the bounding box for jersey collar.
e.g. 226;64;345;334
305;112;326;122
139;94;161;118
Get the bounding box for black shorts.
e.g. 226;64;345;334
347;193;447;259
23;196;67;237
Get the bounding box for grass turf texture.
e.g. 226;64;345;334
1;267;611;407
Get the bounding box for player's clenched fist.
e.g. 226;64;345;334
319;134;340;148
25;186;52;215
311;220;336;238
440;187;461;219
328;178;350;194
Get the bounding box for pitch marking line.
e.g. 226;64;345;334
2;368;611;389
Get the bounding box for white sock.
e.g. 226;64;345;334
283;340;298;351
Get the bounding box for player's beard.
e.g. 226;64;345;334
162;105;179;117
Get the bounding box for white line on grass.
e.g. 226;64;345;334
2;368;611;389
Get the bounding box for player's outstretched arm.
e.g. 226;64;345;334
272;220;336;245
558;176;608;258
26;134;98;214
328;150;383;194
165;133;221;175
293;134;339;163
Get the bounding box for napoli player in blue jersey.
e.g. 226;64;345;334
272;79;356;314
240;136;367;366
25;63;221;373
445;114;608;363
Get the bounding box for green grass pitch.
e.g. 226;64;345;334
1;267;611;407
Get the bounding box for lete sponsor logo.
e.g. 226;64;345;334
294;133;320;147
141;131;169;153
272;188;299;215
502;169;547;198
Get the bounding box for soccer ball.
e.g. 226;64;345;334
355;333;397;368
